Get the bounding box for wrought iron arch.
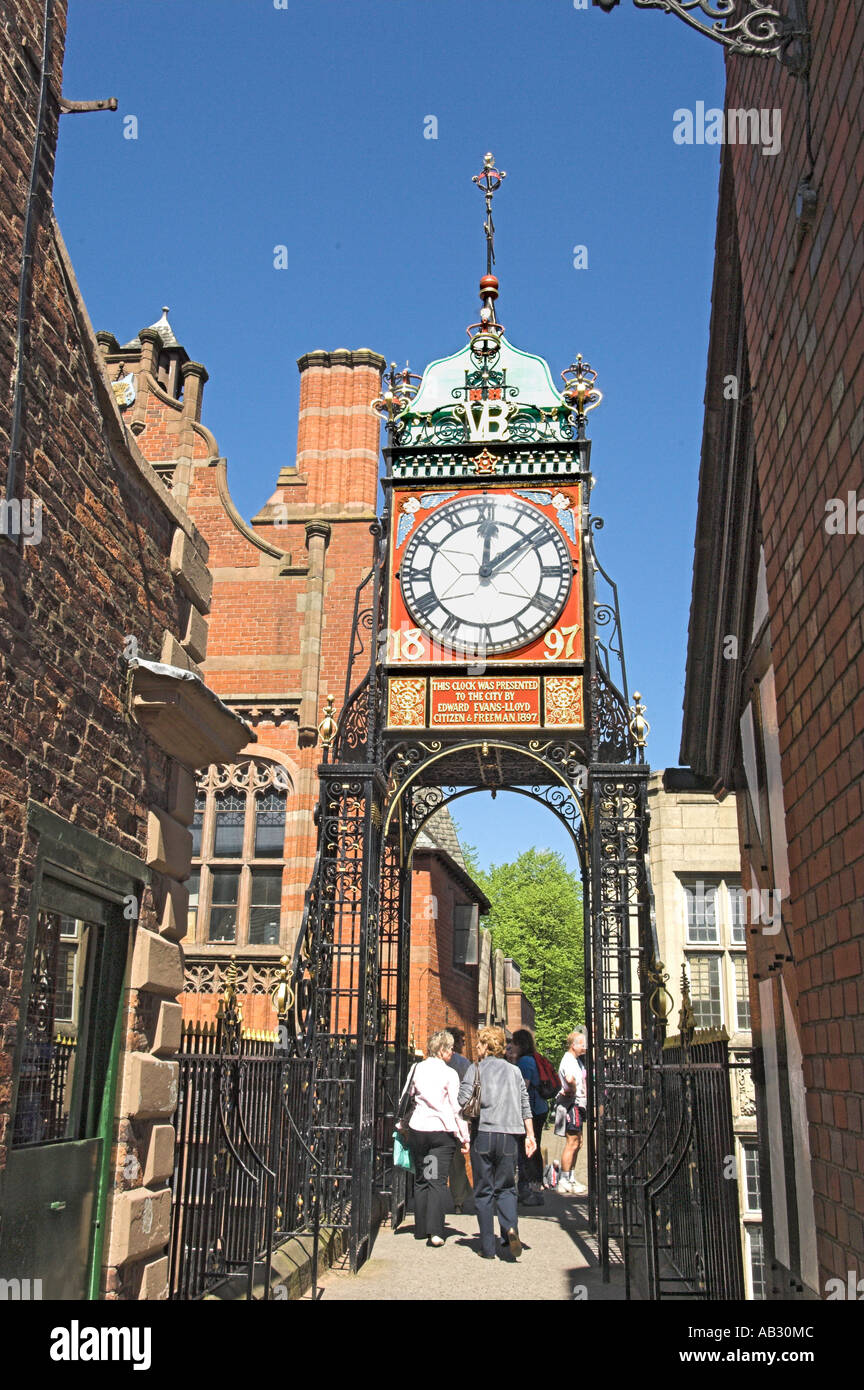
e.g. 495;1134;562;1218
404;783;586;872
382;738;588;844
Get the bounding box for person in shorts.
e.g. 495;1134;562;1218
554;1029;588;1195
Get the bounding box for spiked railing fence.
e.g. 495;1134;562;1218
620;1031;745;1300
169;1015;317;1301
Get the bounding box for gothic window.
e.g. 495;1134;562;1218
214;791;245;857
187;761;289;948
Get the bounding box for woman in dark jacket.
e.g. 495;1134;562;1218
511;1027;548;1204
458;1025;535;1260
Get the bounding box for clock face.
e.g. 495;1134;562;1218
399;494;572;655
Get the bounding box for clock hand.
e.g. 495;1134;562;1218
477;514;498;580
479;524;548;579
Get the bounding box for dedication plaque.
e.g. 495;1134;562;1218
429;676;541;729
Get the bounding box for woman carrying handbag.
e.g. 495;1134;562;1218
458;1025;535;1260
401;1030;470;1247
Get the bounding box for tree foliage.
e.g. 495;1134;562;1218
462;843;585;1062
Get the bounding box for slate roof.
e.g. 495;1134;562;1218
415;804;466;868
122;307;181;351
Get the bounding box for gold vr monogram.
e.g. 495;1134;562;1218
456;399;513;441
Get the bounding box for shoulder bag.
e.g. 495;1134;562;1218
460;1059;483;1122
394;1062;419;1139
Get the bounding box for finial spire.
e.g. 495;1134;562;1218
472;152;506;276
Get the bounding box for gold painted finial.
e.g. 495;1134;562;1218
629;691;650;749
318;694;338;747
272;954;295;1017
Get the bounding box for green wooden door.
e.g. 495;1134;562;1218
0;889;127;1300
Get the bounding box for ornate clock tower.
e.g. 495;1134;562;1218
380;166;593;743
287;156;654;1277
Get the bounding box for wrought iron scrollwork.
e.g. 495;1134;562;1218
619;1;805;60
587;516;630;705
590;672;635;763
334;676;373;760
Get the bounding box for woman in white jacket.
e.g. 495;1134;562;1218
405;1030;470;1246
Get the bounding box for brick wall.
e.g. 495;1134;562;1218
409;853;480;1057
724;3;864;1284
0;0;241;1298
118;337;387;949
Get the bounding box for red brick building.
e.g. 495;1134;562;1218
0;0;247;1300
97;316;530;1049
682;1;864;1299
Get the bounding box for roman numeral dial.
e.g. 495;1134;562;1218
399;494;573;655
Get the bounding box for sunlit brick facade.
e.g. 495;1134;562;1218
102;321;528;1045
682;1;864;1300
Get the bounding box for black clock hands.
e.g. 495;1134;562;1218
477;509;498;578
478;523;548;580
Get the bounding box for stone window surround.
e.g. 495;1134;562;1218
678;873;746;947
189;760;291;949
685;937;750;1039
739;1137;762;1215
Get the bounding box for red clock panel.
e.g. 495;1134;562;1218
386;484;584;667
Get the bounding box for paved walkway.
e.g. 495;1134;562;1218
317;1149;629;1302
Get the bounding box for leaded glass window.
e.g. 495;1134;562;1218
213;791;245;857
733;954;751;1030
687;954;722;1030
191;794;205;857
684;883;719;943
209;870;239;943
742;1144;761;1212
190;761;290;948
747;1225;765;1300
249;868;282;945
254;790;286;858
729;883;747;942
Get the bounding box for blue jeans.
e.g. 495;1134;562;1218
471;1130;519;1256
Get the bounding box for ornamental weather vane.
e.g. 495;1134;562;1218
472;152;506;278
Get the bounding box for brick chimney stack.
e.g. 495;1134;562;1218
291;348;385;514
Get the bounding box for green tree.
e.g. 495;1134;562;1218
462;843;585;1061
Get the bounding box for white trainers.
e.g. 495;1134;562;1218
571;1181;589;1196
557;1177;573;1194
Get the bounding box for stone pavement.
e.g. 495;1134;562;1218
316;1148;630;1302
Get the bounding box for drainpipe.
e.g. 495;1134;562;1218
2;0;116;544
297;522;331;745
2;0;56;543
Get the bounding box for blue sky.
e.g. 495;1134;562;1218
58;0;725;872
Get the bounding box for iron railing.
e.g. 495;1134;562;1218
169;1011;413;1300
621;1032;745;1300
169;1017;316;1301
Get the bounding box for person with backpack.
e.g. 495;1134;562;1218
510;1028;551;1205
